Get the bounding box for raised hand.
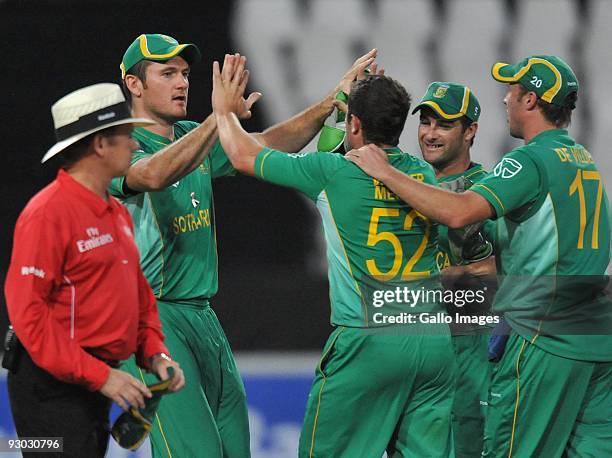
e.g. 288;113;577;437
212;53;262;119
366;62;385;78
335;48;378;96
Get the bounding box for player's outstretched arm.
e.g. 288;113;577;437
212;54;265;176
124;115;219;192
346;144;494;228
123;54;261;192
252;49;378;152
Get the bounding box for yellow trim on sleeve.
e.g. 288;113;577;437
472;184;506;214
258;150;274;179
420;87;470;119
492;58;562;103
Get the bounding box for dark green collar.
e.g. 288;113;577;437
134;126;175;146
527;128;569;145
438;162;484;183
383;147;403;156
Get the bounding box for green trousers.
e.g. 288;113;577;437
483;333;612;457
451;334;491;458
298;326;456;458
122;301;250;458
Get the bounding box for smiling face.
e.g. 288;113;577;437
417;107;474;171
137;56;191;125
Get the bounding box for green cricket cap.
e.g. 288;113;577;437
491;55;578;107
120;34;202;79
412;82;481;122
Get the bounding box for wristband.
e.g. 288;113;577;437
149;352;172;368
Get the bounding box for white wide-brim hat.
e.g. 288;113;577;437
42;82;155;163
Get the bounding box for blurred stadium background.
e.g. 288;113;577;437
1;0;610;456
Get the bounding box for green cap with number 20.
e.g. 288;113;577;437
491;55;578;107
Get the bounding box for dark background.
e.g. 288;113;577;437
0;0;332;350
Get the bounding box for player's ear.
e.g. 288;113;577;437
124;74;143;98
524;91;539;111
350;114;362;135
465;122;478;142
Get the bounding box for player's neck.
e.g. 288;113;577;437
131;107;175;141
356;136;395;151
435;153;472;179
140;123;175;141
521;118;560;144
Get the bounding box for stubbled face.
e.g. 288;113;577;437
504;83;525;139
140;56;190;124
418;109;469;170
105;124;139;176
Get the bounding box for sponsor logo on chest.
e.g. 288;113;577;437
76;227;114;253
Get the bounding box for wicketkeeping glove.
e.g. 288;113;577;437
111;367;175;450
440;176;493;265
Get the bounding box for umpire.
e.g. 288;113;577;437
3;83;185;457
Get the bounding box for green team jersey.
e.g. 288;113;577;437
108;121;234;302
254;147;443;328
471;129;612;361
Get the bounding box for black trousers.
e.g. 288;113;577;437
7;350;112;458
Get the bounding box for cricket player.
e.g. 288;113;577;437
412;81;496;458
211;53;455;457
347;55;612;457
109;33;377;457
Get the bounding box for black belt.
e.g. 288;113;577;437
85;350;121;369
97;357;121;369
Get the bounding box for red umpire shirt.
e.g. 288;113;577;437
5;169;168;391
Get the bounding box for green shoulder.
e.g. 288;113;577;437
395;152;438;185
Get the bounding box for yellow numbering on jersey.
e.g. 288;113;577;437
365;207;431;281
569;169;603;249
